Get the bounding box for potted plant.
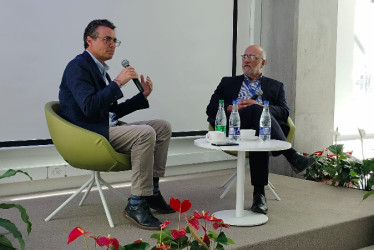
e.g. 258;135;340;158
68;197;235;250
0;169;32;250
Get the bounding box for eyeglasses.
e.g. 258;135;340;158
241;54;263;61
94;36;121;47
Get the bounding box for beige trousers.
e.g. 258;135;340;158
109;119;172;196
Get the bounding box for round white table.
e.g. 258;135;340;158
194;137;291;226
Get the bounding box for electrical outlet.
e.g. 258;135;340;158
48;166;66;179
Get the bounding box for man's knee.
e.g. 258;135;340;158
138;125;157;143
154;119;172;137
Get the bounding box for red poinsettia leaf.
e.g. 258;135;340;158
67;227;90;244
313;150;323;156
208;215;222;223
94;236;111;247
109;238;120;250
185;215;200;230
192;210;203;220
169;197;181;212
202;234;210;245
133;239;143;244
161;220;171;229
171;227;186;240
180;200;191;213
213;221;230;229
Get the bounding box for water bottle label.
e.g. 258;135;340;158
229;127;240;136
260;127;271;136
215;125;226;133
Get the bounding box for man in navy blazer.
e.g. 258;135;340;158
59;19;174;230
206;45;315;215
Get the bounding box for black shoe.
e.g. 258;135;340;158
145;192;176;214
123;201;161;230
290;153;316;174
251;193;268;215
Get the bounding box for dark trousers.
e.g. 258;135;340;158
239;104;288;186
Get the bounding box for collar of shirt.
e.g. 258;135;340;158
244;74;262;91
237;74;263;103
86;50;110;83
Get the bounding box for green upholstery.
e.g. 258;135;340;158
44;101;132;227
285;116;295;143
45;101;131;172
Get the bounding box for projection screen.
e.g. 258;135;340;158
0;0;250;143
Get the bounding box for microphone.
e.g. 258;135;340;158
121;59;144;92
251;88;263;100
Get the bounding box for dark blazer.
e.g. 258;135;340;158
206;74;290;131
59;51;149;139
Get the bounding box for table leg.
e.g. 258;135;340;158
213;150;268;226
236;151;246;217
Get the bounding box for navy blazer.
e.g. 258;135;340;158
206;75;290;130
59;51;149;139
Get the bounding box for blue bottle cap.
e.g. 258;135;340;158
232;100;238;104
264;100;269;105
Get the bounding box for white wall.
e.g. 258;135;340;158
0;0;250;142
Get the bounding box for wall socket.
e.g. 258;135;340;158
48;166;66;179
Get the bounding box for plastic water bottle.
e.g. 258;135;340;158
229;100;240;141
215;99;227;133
259;100;271;141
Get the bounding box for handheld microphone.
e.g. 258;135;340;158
121;59;144;92
251;88;263;100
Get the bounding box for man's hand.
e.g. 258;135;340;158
141;75;153;98
227;99;259;113
114;66;139;87
238;99;258;109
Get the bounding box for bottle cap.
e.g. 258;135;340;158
264;100;269;105
219;99;224;103
232;100;238;104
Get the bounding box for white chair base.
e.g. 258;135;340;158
45;170;126;228
220;170;281;201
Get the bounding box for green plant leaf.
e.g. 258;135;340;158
363;190;374;200
329;144;343;155
227;237;236;244
0;203;32;234
122;241;150;250
150;230;173;244
208;230;218;240
0;169;32;181
189;240;206;250
0;218;25;250
0;234;16;250
216;232;229;245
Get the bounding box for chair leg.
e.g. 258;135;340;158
267;182;281;201
97;174;126;201
45;171;126;228
219;173;281;201
220;175;237;199
220;172;237;188
94;172;115;228
79;174;95;206
45;173;95;222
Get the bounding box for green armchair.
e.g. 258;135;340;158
44;101;132;227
